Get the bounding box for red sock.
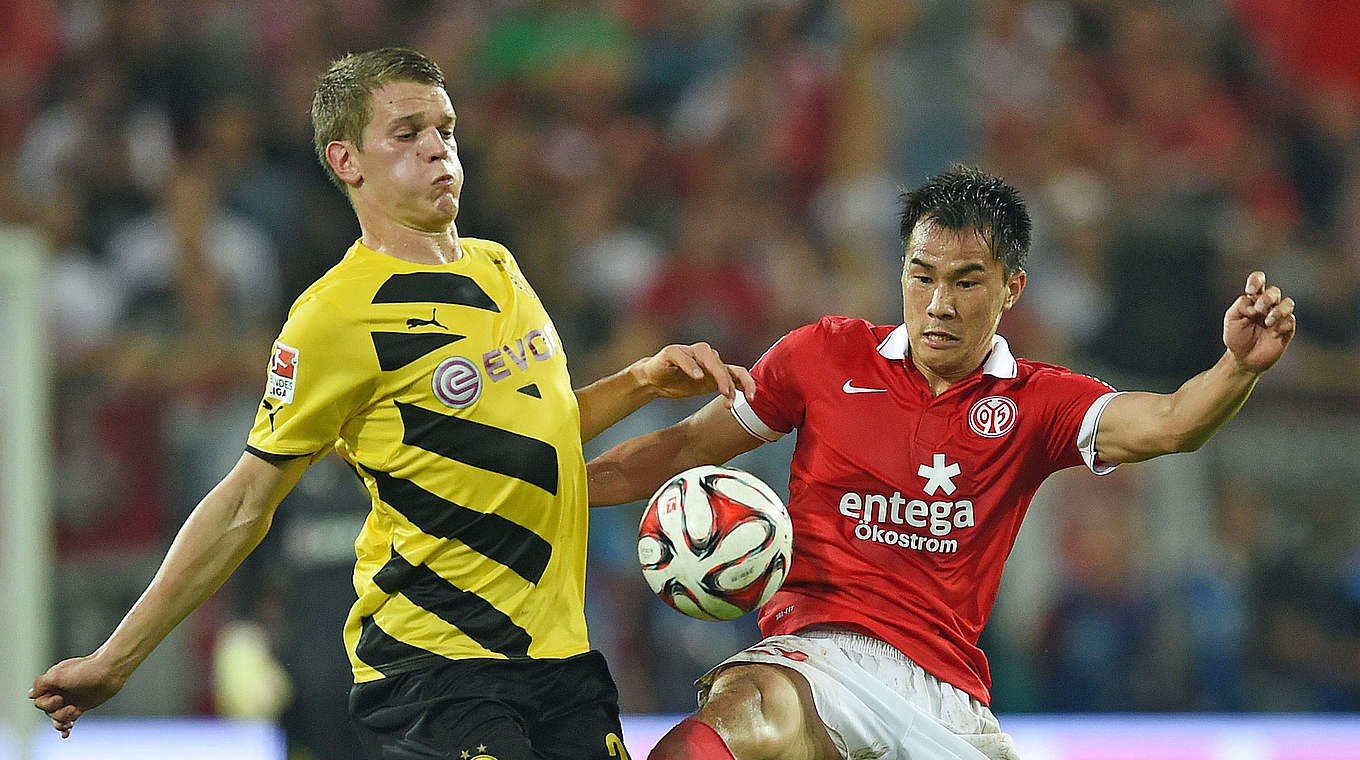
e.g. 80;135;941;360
647;718;736;760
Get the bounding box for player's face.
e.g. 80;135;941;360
352;81;463;231
900;220;1025;385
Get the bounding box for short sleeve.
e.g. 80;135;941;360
731;324;816;441
246;294;376;459
1076;390;1124;474
1033;371;1121;476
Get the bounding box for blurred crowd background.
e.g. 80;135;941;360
3;0;1359;758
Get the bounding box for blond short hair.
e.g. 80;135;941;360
311;47;446;191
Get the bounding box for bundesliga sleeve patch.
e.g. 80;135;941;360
266;341;299;404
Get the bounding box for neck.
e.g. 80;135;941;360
911;347;993;397
912;358;961;397
357;214;461;265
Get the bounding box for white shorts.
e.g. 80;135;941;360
697;630;1020;760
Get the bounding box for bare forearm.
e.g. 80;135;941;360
96;461;287;677
577;343;755;444
576;362;657;444
588;399;762;506
1164;350;1262;451
588;425;702;506
1100;271;1294;464
1105;350;1263;463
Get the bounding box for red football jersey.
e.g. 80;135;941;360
731;316;1120;704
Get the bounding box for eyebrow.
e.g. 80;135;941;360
389;112;455;129
907;257;987;277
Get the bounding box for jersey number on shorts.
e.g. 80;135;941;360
606;732;631;759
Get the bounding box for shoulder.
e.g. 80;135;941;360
1012;358;1116;395
461;237;515;263
1014;357;1073;379
791;315;883;345
281;260;370;337
764;315;887;355
756;316;887;371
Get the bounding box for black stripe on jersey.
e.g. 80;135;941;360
397;402;559;495
371;331;467;371
516;384;541;398
356;615;449;676
361;465;551;583
373;551;532;657
372;272;499;312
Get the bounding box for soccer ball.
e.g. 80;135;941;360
638;465;793;621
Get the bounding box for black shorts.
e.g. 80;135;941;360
348;651;631;760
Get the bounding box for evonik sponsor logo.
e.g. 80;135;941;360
432;322;559;410
480;322;557;382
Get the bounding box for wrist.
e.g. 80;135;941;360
1221;349;1265;380
626;359;662;402
91;642;143;681
1229;350;1267;375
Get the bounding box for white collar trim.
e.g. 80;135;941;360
876;327;1018;379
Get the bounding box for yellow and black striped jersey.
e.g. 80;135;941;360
246;238;590;683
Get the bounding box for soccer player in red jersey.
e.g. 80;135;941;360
588;166;1297;760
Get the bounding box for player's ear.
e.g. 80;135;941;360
326;141;362;188
1002;269;1026;310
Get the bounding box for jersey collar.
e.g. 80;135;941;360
876;326;1018;379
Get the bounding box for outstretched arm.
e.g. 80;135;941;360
588;396;764;506
576;342;754;444
29;451;309;737
1095;271;1296;463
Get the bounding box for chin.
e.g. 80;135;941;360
431;201;458;225
914;339;959;355
913;339;967;366
410;212;456;233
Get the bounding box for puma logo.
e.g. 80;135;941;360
407;309;446;330
261;399;281;431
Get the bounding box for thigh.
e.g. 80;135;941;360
699;635;999;760
529;652;630;760
699;663;840;760
350;668;537;760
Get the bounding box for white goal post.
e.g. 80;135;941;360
0;226;53;760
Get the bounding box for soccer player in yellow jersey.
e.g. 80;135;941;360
30;48;753;760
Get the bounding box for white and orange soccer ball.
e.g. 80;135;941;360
638;465;793;621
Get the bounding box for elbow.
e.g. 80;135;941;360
225;483;280;544
1175;437;1205;454
584;460;621;507
1118;426;1202;461
247;509;278;539
1167;426;1210;454
226;505;275;548
1155;400;1210;455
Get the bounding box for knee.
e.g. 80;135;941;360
697;665;816;760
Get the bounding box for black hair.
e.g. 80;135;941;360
899;165;1031;276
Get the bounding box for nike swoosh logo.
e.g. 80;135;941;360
843;380;888;394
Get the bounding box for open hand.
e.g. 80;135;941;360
1224;271;1296;373
634;342;755;408
29;655;127;738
